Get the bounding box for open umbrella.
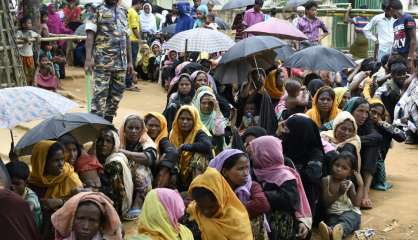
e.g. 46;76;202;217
162;28;234;53
222;0;254;10
215;36;287;85
243;17;308;41
15;112;112;155
202;0;223;4
160;24;176;37
219;36;287;64
286;0;321;8
284;45;357;72
215;17;230;30
275;45;296;61
0;86;77;129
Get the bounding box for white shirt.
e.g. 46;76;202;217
293;16;303;26
362;13;396;52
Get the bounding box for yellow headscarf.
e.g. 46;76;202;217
334;87;348;109
306;86;341;127
136;189;193;240
169;105;210;184
28;140;82;199
144;112;169;152
264;69;285;99
368;97;388;121
188;168;253;240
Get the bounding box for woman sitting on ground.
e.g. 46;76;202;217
209;149;271;239
188;167;253;240
169;105;213;191
131;188;193;240
144;112;178;159
118;115;157;221
306;86;341;127
51;192;122;240
93;128;134;217
28;141;83;239
192;87;228;153
250;136;312;240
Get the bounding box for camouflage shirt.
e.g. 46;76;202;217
85;4;128;71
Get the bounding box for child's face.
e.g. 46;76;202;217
42;15;48;23
370;105;385;124
155;167;171;188
40;57;49;65
152;45;160;54
194;192;220;218
10;177;26;196
23;19;32;30
332;158;352;180
64;143;79;166
244;103;256;116
169;51;177;60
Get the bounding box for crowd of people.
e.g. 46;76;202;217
2;0;418;239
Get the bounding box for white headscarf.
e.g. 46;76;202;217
140;3;157;33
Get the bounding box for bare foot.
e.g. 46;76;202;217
361;197;373;209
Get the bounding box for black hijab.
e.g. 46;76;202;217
282;115;324;166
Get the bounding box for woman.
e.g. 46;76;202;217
164;74;195;130
192;87;228;153
47;4;72;35
131;188;193;240
51;192;122;240
188;167;253;240
282;115;324;219
306;86;341;127
28;141;83;239
58;134;103;189
369;98;405;190
209;149;271;239
344;97;383;209
250;136;312;240
193;4;208;28
144;112;177;158
94;128;133;216
320;111;362;174
190;70;218;91
63;0;82;32
118;115;157;220
242;126;268;149
136;44;155;81
334;87;351;109
140;3;157;41
265;68;286;106
169;105;213;191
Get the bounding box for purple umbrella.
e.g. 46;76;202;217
243;17;308;41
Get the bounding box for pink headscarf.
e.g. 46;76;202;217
51;192;122;240
250;136;312;228
156;188;184;231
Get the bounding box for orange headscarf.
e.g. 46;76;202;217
144;112;169;152
306;86;341;127
265;69;285;99
28;140;82;199
118;114;156;151
169;105;210;184
188;167;253;240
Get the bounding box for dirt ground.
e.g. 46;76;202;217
1;67;418;239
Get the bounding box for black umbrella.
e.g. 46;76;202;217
275;45;295;61
215;36;287;85
15;112;112;155
215;17;230;30
284;45;357;72
219;36;287;64
222;0;254;10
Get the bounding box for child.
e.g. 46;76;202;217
239;100;260;132
285;79;309;117
35;54;59;91
319;151;363;240
6;161;42;231
205;14;219;30
153;159;178;189
16;17;40;85
52;43;67;79
40;11;50;37
39;42;60;79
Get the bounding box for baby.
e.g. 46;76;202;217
285;79;309;116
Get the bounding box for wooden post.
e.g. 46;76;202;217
0;0;26;88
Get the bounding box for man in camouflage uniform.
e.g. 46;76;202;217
85;0;133;122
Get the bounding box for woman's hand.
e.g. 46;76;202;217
296;222;309;239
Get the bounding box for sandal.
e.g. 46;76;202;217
123;208;141;221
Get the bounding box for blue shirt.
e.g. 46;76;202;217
393;14;416;55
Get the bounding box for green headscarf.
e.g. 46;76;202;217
192;87;217;131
